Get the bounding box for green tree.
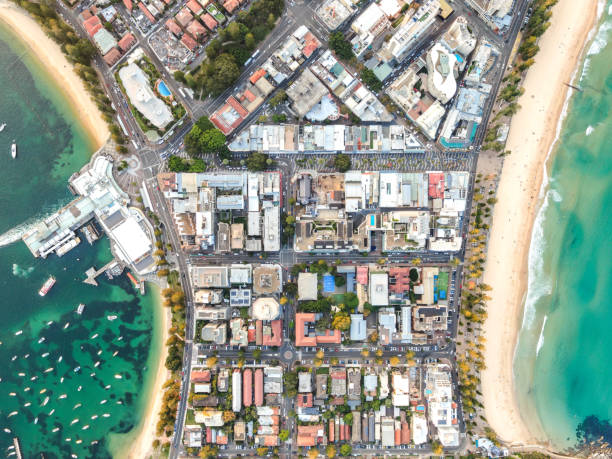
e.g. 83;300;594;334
360;68;382;92
168;155;189;172
279;429;289;441
333;153;351;172
246;152;269;171
174;70;186;83
339;444;352;456
329;31;354;61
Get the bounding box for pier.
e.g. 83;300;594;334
84;260;119;286
13;437;22;459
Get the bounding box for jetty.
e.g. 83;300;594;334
84;260;119;286
13;437;22;459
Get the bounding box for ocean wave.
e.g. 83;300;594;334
521;190;553;329
536;315;548;356
12;263;34;278
549;189;562;203
586;125;594;136
582;1;610;79
586;20;611;56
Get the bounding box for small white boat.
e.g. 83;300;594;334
52;427;59;433
42;396;50;406
76;303;85;314
11;140;17;159
30;376;38;381
107;315;117;321
11;355;17;361
58;394;67;399
46;321;53;325
7;411;17;417
64;322;70;329
114;374;122;379
49;409;55;415
75;440;82;444
41;352;49;358
70;418;79;425
24;402;31;407
104;384;111;390
58;356;63;362
94;361;100;368
100;399;107;405
24;354;30;359
112;351;118;357
77;385;82;391
44;367;53;373
73;403;81;409
8;392;16;397
24;387;30;392
39;388;46;394
116;401;123;405
82;425;89;430
91;333;99;339
90;372;95;377
4;428;12;433
38;337;45;344
14;330;22;336
65;438;71;442
18;372;25;377
117;336;123;341
97;350;102;356
102;413;110;418
91;414;98;420
60;377;65;383
0;123;6;132
34;417;38;424
73;366;80;373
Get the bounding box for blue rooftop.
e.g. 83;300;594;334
323;274;335;293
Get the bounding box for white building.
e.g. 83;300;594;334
232;370;242;412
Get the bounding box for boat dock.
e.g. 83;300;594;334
13;437;22;459
84;260;119;286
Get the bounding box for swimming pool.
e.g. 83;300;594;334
157;80;171;97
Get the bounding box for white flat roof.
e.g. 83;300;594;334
111;216;152;263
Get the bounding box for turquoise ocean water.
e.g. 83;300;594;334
0;22;162;458
514;2;612;451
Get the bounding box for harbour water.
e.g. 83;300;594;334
0;21;162;458
514;4;612;451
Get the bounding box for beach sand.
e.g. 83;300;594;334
0;0;109;149
480;0;600;446
125;295;170;459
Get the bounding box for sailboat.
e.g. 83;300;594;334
0;123;6;131
11;140;16;159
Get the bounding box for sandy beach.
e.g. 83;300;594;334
480;0;600;446
0;0;109;148
125;294;171;459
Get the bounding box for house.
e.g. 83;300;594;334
369;272;389;306
187;20;208;41
350;314;366;341
118;33;136;53
165;18;182;36
298;372;312;393
295;313;341;346
201;12;218;31
187;0;204;14
223;0;239;13
175;7;194;27
103;48;121;66
330;368;346;396
297;424;326;447
181;33;198;52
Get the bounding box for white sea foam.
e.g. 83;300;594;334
586;20;611;56
12;264;34;278
549;189;562;203
536;315;548;356
586;125;594;136
582;1;610;80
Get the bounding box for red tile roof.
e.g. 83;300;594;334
165;18;182;36
118;33;136;52
181;33;198;51
328;419;335;443
263;320;282;346
401;421;410;444
216;433;228;445
200;13;218;31
175;7;193;27
103;48;121;66
187;19;207;40
243;369;252;407
222;0;239;13
191;370;211;382
187;0;203;14
297;393;313;408
83;16;101;37
356;265;368;285
297;424;325;447
248;327;256;342
263;435;278;446
428;172;445;199
254;368;263;407
389;266;412;294
138;2;156;23
227;96;248;117
295;313;341;346
80;10;92;20
249;68;266;84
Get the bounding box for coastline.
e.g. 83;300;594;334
480;0;600;447
0;0;109;149
123;286;171;459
